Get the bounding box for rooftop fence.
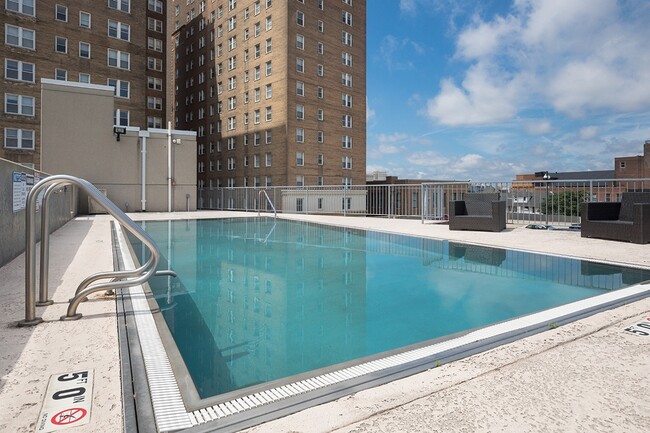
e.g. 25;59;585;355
197;178;650;226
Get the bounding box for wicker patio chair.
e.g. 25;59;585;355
449;193;506;232
580;192;650;244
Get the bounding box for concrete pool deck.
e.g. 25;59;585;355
1;211;649;432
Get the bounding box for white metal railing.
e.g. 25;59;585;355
257;189;277;218
197;178;650;226
19;175;173;326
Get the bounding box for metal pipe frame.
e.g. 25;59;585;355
19;174;164;326
257;189;277;218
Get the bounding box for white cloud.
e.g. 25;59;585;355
379;35;426;71
425;0;650;126
525;120;552;135
426;63;520;125
366;97;375;122
400;0;417;14
579;126;599;140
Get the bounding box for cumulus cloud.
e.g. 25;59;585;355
425;0;650;126
525;120;552;135
427;64;520;125
579;126;600;140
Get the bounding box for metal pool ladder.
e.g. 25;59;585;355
258;189;277;218
19;174;173;326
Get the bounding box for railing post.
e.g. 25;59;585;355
37;183;67;307
19;180;45;326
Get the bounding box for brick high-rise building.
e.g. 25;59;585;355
1;0;168;169
170;0;366;189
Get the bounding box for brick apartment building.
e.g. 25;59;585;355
1;0;167;170
170;0;366;189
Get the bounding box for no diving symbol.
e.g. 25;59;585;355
51;408;87;426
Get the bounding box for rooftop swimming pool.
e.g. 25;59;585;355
126;217;650;415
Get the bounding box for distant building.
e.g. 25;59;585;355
1;0;168;170
615;140;650;189
171;0;367;190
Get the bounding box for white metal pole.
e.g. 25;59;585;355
140;134;147;211
167;121;172;212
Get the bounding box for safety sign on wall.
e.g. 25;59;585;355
36;370;94;432
12;171;40;213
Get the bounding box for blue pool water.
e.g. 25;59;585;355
129;218;650;400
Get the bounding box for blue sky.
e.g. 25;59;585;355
365;0;650;181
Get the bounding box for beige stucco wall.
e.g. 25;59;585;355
40;79;196;213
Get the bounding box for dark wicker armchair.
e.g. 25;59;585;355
581;192;650;244
449;193;506;232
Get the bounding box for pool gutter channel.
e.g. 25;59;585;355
113;221;157;433
114;219;650;433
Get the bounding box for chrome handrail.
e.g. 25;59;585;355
19;174;166;325
257;189;277;218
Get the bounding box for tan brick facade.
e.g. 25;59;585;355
0;0;167;169
171;0;366;189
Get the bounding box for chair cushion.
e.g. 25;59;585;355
464;193;499;216
619;192;650;221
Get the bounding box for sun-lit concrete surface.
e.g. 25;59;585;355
1;211;648;433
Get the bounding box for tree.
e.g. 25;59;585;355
541;190;588;216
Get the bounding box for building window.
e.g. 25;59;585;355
114;109;129;126
108;79;130;98
265;130;272;144
318;42;324;55
265;60;272;76
147;77;162;90
317;64;324;76
147;96;163;110
108;49;130;69
4;24;35;49
55;36;67;53
296;128;304;143
79;42;91;58
620;161;626;168
296;11;304;26
342;52;353;67
6;0;35;16
4;94;34;116
342;11;352;26
147;57;163;71
317;154;324;165
296;198;303;212
317;109;324;121
296;57;304;73
296;176;304;187
342;31;353;46
147;116;162;128
77;11;91;28
342;114;352;128
265;84;272;99
296;81;304;96
317;20;323;32
148;17;163;33
108;20;130;41
266;38;272;53
296;34;304;50
148;37;163;52
296;152;305;166
55;4;68;21
342;135;352;149
296;104;304;120
108;0;130;13
317;131;324;143
342;72;352;87
265;106;272;121
79;73;90;83
265;152;272;167
317;86;324;98
4;59;34;82
342;93;352;107
4;128;34;149
55;68;67;80
342;156;352;169
148;0;163;13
